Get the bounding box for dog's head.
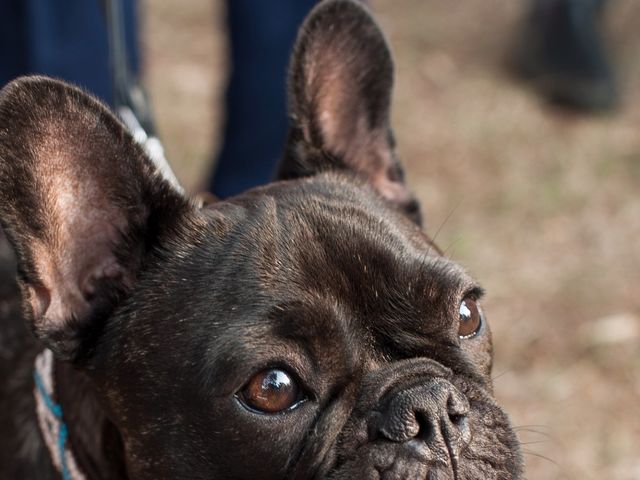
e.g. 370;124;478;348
0;1;522;478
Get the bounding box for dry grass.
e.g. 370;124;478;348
142;1;640;478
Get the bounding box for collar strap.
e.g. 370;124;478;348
33;349;87;480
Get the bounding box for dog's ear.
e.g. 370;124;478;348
277;0;421;224
0;77;190;362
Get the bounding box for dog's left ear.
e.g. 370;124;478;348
277;0;421;224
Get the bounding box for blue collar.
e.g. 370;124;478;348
33;349;86;480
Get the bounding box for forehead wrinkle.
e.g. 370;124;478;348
417;254;477;301
231;183;478;362
271;295;360;381
271;195;461;332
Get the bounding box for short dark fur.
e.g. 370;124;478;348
0;1;523;478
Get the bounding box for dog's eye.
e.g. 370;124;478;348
459;297;483;339
238;369;305;414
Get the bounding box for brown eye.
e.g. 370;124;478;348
239;369;304;414
459;297;483;339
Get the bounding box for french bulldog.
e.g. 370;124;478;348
0;1;523;478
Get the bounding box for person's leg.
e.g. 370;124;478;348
0;0;139;105
210;0;317;199
0;0;29;87
512;0;616;112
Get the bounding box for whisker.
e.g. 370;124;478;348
518;440;548;447
514;426;554;442
491;369;512;382
425;202;460;257
441;236;464;258
513;425;549;433
522;450;559;467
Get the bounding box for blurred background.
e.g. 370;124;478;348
2;0;638;477
142;1;640;477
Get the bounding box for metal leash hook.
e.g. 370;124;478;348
104;0;185;194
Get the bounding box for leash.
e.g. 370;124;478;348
33;7;186;477
104;0;184;194
33;349;87;480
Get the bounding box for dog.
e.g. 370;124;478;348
0;1;523;478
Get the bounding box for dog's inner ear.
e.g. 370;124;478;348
0;77;187;361
278;0;420;224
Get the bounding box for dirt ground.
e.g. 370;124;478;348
142;1;640;478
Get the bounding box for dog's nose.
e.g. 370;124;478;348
371;378;471;457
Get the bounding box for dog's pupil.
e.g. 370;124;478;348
262;370;290;393
459;299;481;338
244;369;297;413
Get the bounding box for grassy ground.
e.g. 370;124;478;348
142;1;640;478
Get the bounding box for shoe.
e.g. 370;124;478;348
511;0;617;112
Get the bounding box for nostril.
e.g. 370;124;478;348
445;389;471;445
448;412;466;427
446;392;472;445
415;411;435;442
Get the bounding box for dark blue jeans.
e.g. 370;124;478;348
0;0;316;197
0;0;139;105
210;0;317;198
